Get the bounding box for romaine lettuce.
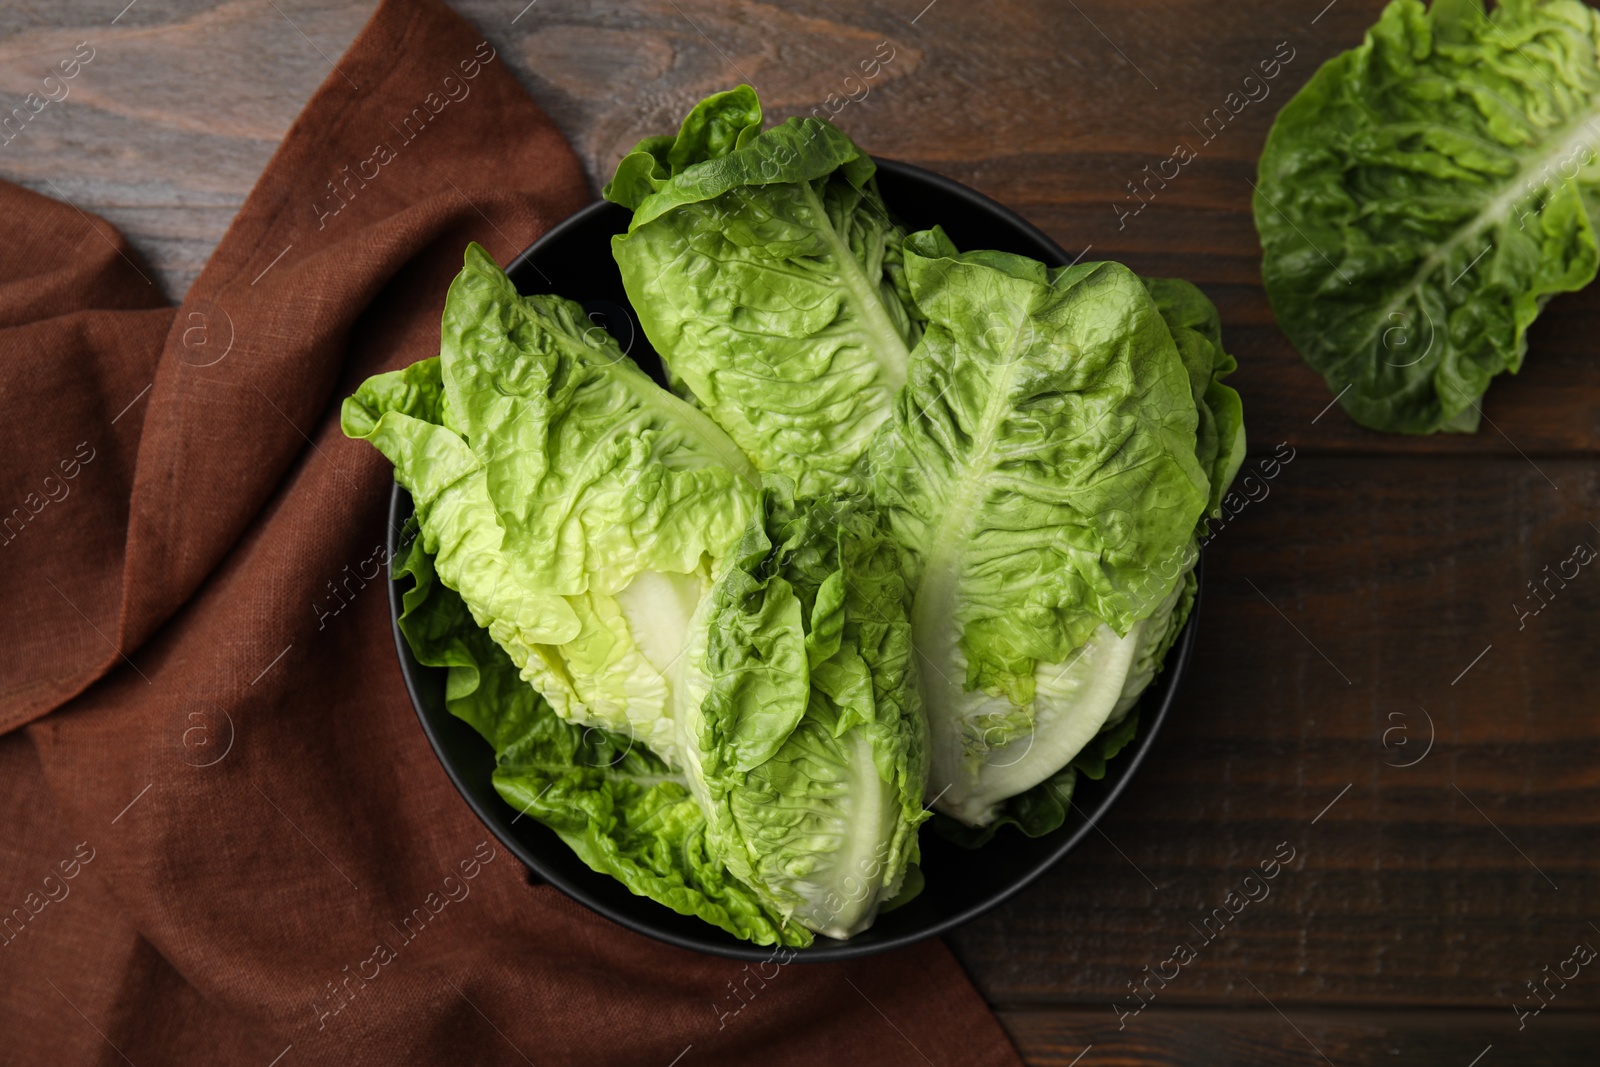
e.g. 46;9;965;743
605;86;921;495
870;229;1213;826
342;246;758;764
672;484;929;937
1255;0;1600;433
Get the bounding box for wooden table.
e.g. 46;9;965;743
4;1;1596;1063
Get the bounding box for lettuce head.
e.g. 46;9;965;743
342;244;758;765
871;229;1238;827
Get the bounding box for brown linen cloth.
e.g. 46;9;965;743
0;1;1025;1064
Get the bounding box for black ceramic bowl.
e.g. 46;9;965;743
387;159;1199;961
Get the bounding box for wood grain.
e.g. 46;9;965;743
998;1007;1600;1066
0;1;370;297
4;0;1599;451
4;3;1600;1065
948;456;1600;1009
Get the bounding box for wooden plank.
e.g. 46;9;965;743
3;1;1600;451
948;456;1600;1007
999;1007;1600;1067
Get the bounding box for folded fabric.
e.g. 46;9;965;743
0;0;1023;1063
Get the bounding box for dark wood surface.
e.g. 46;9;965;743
3;1;1597;1064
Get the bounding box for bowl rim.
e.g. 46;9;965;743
387;157;1200;961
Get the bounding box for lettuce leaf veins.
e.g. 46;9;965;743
1255;0;1600;433
606;86;921;495
871;229;1216;826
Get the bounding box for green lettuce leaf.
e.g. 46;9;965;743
1145;277;1246;517
605;86;921;495
340;357;578;649
673;484;929;938
441;242;757;594
342;246;758;766
870;228;1211;826
1255;0;1600;433
392;529;810;947
923;274;1228;838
